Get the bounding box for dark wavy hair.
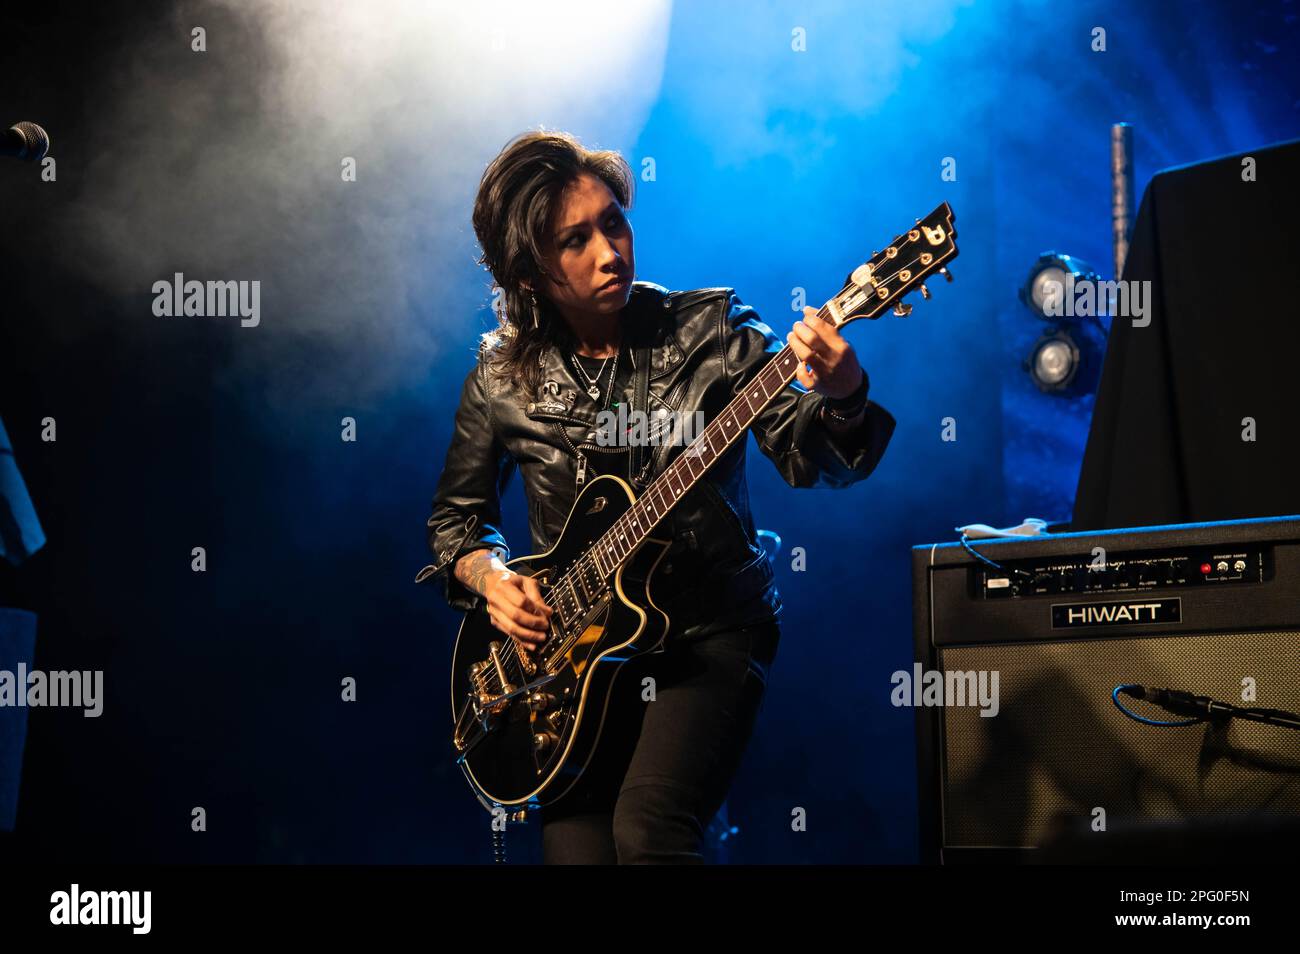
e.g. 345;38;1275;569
471;130;635;397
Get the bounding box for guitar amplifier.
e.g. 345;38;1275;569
911;515;1300;863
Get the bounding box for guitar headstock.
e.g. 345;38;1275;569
827;202;958;326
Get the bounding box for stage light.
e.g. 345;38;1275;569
1018;251;1109;396
1024;317;1108;395
1029;334;1077;388
1018;251;1102;320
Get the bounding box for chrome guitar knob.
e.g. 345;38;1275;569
528;692;557;712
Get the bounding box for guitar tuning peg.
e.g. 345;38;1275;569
915;218;921;224
939;266;953;283
893;302;912;317
919;284;931;300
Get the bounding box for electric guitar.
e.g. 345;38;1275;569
451;202;958;816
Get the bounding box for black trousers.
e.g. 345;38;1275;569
539;619;780;864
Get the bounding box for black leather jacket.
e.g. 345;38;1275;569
415;281;896;639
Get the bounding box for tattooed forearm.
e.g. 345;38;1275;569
454;546;511;597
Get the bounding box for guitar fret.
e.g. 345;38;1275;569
668;469;682;499
682;448;698;479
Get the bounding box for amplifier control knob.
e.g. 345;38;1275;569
1216;561;1229;573
1233;559;1246;573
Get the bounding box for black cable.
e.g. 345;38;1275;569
1111;684;1205;727
958;531;1035;581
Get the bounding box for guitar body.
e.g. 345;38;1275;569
450;473;672;809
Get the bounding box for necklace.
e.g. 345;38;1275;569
571;348;618;405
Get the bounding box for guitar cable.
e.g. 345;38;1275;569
958;531;1035;582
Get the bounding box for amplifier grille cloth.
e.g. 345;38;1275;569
939;631;1300;848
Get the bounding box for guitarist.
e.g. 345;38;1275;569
418;130;896;863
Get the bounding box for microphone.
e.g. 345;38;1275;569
2;122;50;161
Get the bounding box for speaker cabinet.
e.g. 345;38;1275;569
912;516;1300;863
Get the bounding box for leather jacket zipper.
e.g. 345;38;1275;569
542;372;687;491
547;413;642;490
548;421;599;488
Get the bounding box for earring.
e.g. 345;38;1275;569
530;292;541;330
